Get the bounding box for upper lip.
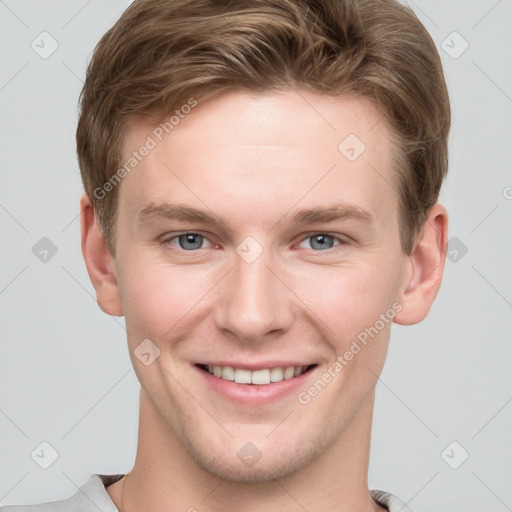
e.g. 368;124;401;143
196;361;317;371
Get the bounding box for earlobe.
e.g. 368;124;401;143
394;203;448;325
80;193;123;317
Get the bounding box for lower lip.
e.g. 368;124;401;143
194;365;317;405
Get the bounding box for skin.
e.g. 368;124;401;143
81;89;448;512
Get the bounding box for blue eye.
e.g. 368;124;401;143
169;233;209;251
162;232;346;254
299;234;344;251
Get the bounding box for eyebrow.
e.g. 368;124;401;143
137;202;374;231
289;204;374;225
137;203;234;233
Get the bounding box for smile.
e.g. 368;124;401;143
197;363;316;385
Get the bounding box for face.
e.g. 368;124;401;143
111;89;410;482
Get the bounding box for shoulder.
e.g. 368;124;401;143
0;474;125;512
370;489;415;512
0;500;69;512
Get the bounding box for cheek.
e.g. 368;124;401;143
285;260;400;340
117;256;214;340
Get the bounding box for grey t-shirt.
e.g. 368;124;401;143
0;474;415;511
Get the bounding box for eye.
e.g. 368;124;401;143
164;232;214;251
297;233;346;251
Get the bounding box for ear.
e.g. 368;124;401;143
80;193;123;316
394;203;448;325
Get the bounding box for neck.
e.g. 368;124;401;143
110;388;383;512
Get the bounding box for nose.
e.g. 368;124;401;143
214;249;294;344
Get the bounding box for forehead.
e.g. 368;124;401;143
119;89;398;230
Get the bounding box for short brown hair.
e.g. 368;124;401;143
77;0;450;255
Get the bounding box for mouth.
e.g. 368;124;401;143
194;361;319;405
196;363;317;385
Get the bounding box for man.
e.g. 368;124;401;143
1;0;450;510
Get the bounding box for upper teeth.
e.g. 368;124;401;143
207;365;309;385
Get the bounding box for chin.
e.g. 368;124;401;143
178;427;330;484
192;449;315;483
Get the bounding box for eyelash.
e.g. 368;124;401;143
161;231;349;254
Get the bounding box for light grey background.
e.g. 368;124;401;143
1;1;511;511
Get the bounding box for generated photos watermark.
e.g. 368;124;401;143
93;97;198;200
297;302;403;405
